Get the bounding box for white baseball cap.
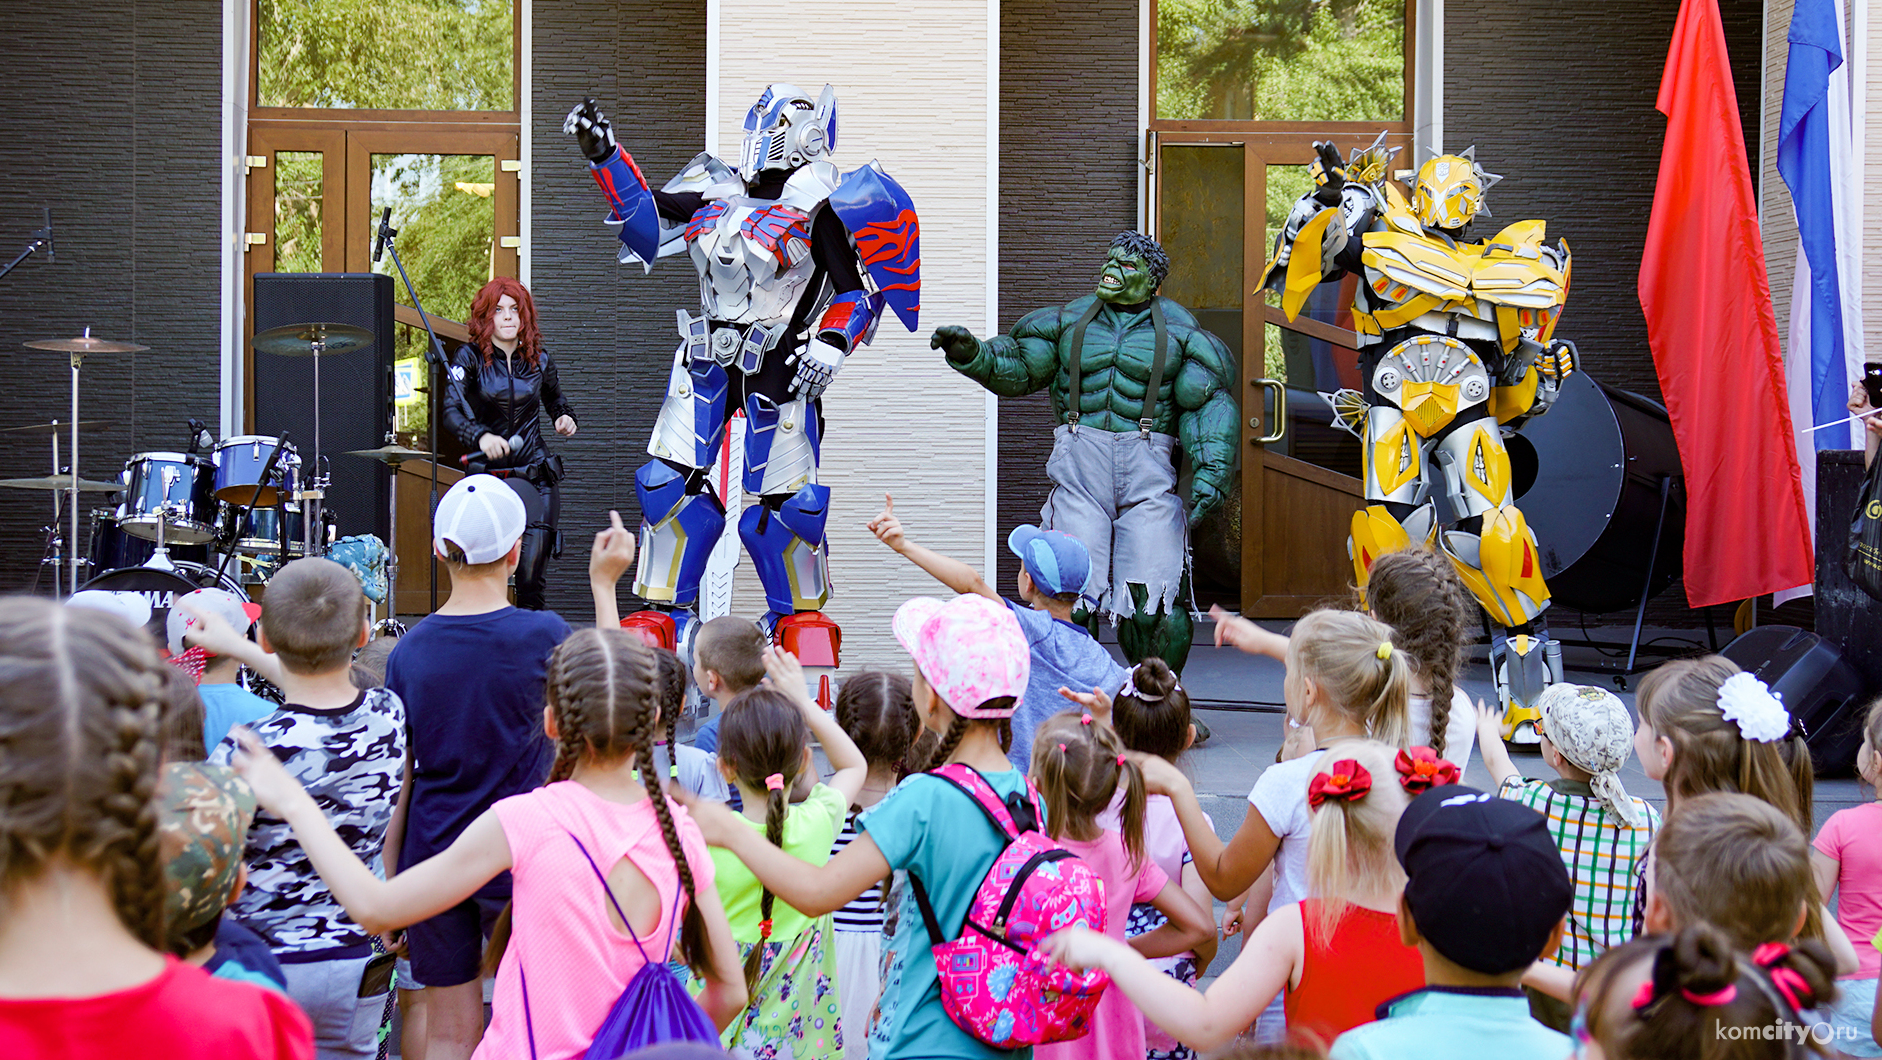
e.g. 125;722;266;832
434;475;527;565
166;588;263;655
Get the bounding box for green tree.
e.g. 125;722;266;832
259;0;513;111
1157;0;1403;122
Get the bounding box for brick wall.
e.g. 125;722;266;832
0;1;224;594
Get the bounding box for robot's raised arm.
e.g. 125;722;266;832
1258;180;1377;321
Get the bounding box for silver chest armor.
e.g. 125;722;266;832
682;162;839;358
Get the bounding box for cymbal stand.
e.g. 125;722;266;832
146;504;176;571
377;218;446;612
301;337;328;558
64;334;88;594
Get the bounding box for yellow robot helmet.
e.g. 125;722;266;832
1411;149;1502;231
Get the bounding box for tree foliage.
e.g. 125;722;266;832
1157;0;1403;122
258;0;513;111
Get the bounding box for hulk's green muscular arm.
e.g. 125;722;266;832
931;305;1066;397
1176;326;1237;525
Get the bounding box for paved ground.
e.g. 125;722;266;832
1166;631;1870;979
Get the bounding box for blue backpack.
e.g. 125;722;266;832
519;831;719;1058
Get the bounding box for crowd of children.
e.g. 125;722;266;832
3;470;1882;1060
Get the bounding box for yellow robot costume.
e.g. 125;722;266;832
1261;135;1578;744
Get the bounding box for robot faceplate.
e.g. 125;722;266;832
740;83;839;174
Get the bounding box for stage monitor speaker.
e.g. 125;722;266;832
1720;624;1867;777
1813;448;1882;694
251;273;394;546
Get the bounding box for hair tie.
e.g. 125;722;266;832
1716;672;1792;743
764;773;785;791
1307;759;1372;808
1680;984;1738;1007
1121;663;1183;703
1394;746;1460;795
1767;967;1810;1013
1750;941;1789;968
1629;980;1658;1011
1080;712;1093;726
1116;754;1127;767
1375;641;1393;661
758;917;774;941
1057;743;1067;753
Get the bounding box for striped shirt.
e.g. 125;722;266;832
831;813;886;932
1497;776;1659;970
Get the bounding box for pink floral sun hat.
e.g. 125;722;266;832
891;594;1030;718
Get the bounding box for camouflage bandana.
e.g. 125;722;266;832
157;762;257;933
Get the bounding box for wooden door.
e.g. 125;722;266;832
1148;133;1405;618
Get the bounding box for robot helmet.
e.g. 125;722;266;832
740;83;838;174
1410;147;1502;231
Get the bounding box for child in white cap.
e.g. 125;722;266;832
1476;684;1659;1028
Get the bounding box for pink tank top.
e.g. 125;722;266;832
474;781;715;1060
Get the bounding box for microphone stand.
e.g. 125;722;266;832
376;212;446;612
0;208;52;281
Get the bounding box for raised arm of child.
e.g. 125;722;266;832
1209;604;1291;660
678;787;890;917
177;599;285;687
588;509;636;628
1041;898;1303;1052
867;494;998;601
1135;752;1282;902
1130;878;1215;960
762;645;868;806
1473;699;1521;790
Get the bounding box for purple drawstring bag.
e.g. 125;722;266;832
521;831;721;1059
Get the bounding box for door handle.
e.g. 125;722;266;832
1251;378;1286;444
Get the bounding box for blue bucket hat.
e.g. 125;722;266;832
1006;524;1092;598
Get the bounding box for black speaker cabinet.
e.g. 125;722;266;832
1721;624;1868;776
1814;448;1882;696
251;273;394;545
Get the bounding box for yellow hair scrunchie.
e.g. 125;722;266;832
1375;641;1393;661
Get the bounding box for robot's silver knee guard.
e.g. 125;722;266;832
632;460;727;608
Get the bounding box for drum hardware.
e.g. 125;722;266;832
348;441;436;632
211;433;296;588
0;474;123;492
0;419;108;435
25;329;148;594
119;453;217;545
251;322;371;562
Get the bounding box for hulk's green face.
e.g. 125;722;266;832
1097;247;1158;305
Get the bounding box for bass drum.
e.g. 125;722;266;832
1510;370;1686;614
88;509;207;571
74;563;247;644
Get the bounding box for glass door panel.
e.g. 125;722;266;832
273;151;327;273
367;152;498;324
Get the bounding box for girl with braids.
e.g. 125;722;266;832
827;666;919;1060
1209;546;1476;765
705;673;868;1059
228;627;745;1060
679;594;1040;1060
0;599;312;1059
1041;739;1429;1051
1032;708;1212;1060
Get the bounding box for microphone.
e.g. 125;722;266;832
38;208;52;264
372;207;392;263
186;418;212;455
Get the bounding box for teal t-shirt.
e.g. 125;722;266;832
197;682;277;754
1329;986;1570;1060
859;767;1034;1060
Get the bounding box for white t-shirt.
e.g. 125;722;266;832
1406;686;1476;769
1246;748;1327;914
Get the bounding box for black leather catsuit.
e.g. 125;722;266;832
442;342;574;610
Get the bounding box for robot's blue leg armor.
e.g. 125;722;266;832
742;392;822;496
647;354;730;469
632;460;726;609
739;483;832;615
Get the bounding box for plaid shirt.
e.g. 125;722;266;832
1497;776;1660;970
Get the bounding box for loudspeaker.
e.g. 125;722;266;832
1720;625;1868;776
252;273;394;546
1814;448;1882;693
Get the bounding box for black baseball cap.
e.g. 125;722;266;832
1393;784;1574;975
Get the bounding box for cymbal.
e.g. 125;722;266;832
24;335;149;354
0;419;109;435
251;322;374;357
346;444;437;464
0;475;122;492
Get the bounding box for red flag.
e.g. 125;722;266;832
1640;0;1813;607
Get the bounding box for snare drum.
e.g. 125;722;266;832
120;453;218;544
214;435;300;507
88;509;207;570
229;505;306;555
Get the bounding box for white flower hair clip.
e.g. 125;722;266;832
1716;672;1791;743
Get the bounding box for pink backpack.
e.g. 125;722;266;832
907;763;1110;1048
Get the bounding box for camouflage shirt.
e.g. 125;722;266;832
210;686;406;960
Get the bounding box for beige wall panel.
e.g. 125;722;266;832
716;3;993;670
1764;0;1799;355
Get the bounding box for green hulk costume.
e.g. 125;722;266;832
932;232;1238;671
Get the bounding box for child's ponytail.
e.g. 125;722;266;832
1365;547;1471;758
1303;739;1412;936
744;770;790;994
1032;710;1144;869
1113;657;1192;760
716;687;811;994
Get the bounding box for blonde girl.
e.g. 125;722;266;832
706;668;869;1060
230;628;745;1060
1043;739;1433;1050
1810;697;1882;1053
0;600;312;1058
1032;709;1213;1060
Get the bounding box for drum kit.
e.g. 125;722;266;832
8;325;435;636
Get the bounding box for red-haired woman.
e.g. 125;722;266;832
443;277;576;609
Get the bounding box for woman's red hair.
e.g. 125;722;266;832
468;276;545;370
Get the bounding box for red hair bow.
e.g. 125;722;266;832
1395;747;1460;795
1307;760;1372;808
